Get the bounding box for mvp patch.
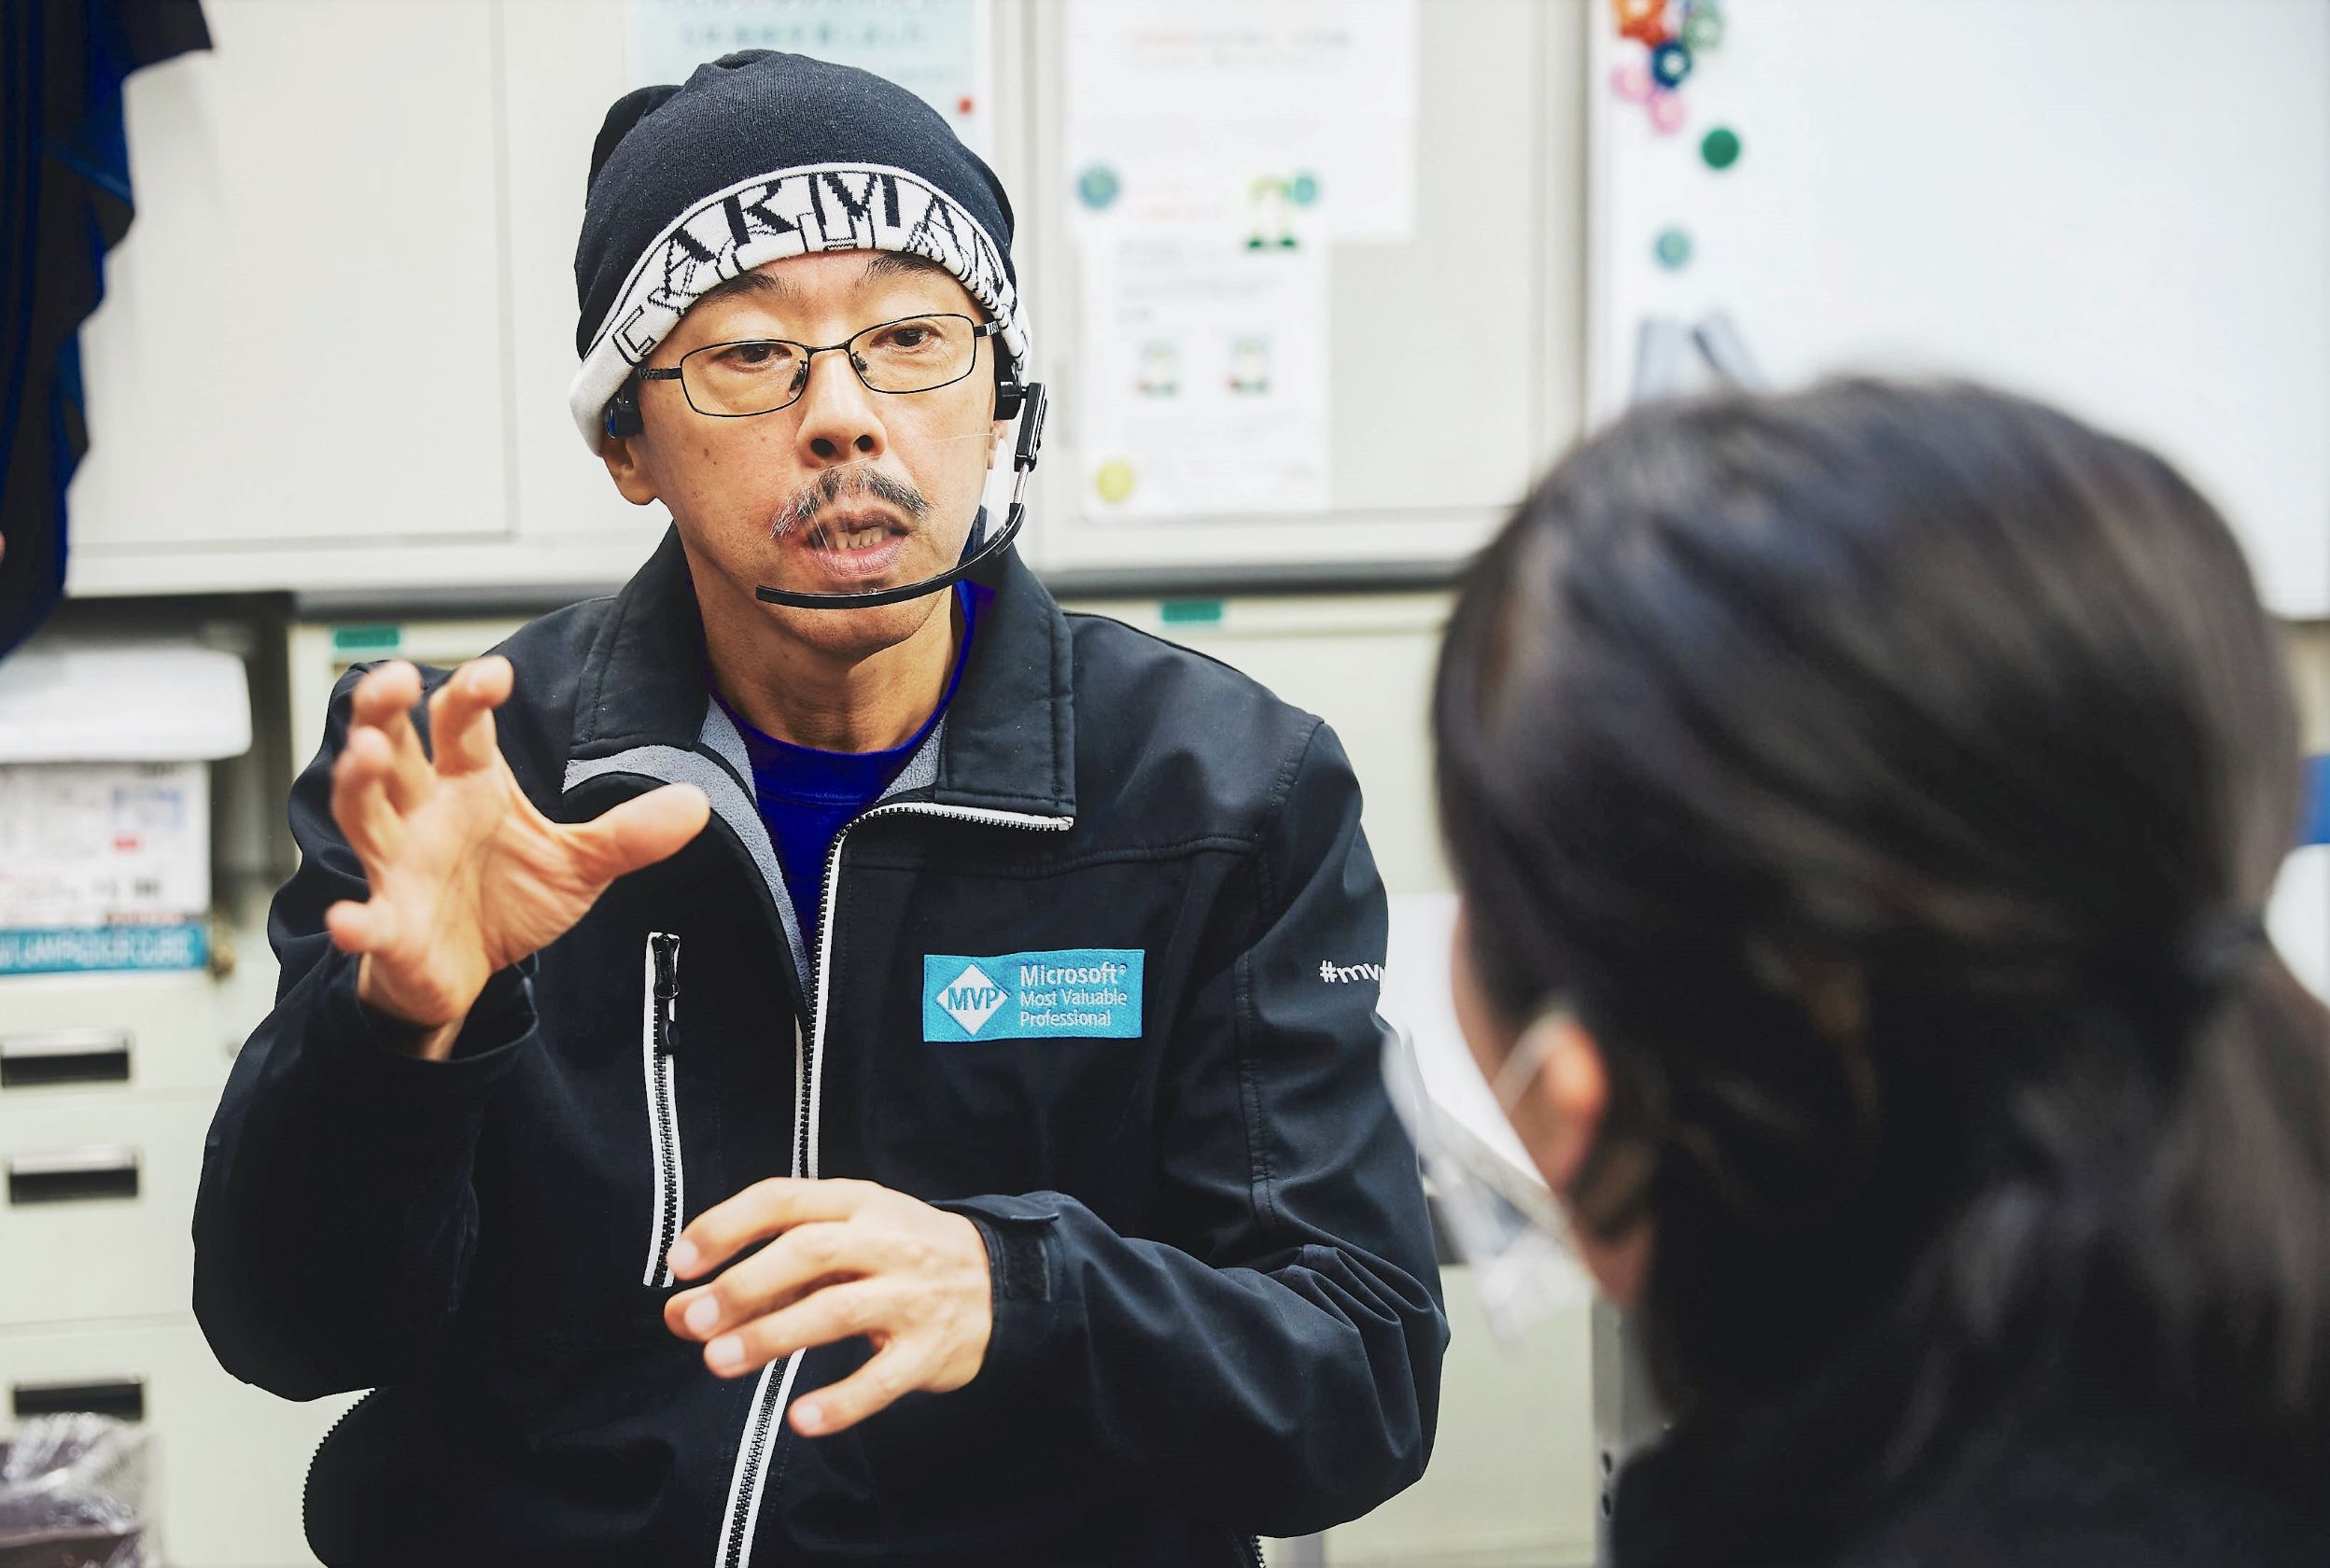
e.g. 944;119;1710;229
922;948;1144;1042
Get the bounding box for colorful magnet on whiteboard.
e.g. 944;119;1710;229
1288;171;1321;206
1681;6;1724;50
1611;60;1655;102
1095;462;1136;505
1700;126;1742;169
1649;91;1688;133
1653;227;1693;270
1076;164;1120;210
1617;0;1672;47
1649;40;1692;87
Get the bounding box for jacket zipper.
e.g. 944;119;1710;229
1244;1535;1265;1567
716;799;1072;1568
644;932;685;1288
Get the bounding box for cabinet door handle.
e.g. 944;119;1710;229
12;1376;146;1423
6;1146;141;1205
0;1028;133;1088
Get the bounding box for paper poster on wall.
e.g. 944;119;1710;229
629;0;992;157
1078;236;1331;518
1063;0;1417;245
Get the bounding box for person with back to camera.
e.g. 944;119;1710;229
1419;380;2329;1566
190;49;1445;1567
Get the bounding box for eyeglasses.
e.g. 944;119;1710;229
1379;1018;1585;1347
636;313;1003;419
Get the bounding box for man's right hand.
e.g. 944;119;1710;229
325;658;710;1059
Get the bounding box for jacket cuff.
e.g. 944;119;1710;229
307;946;535;1103
933;1193;1069;1392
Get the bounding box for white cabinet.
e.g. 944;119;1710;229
5;1320;358;1568
68;0;513;567
0;1095;209;1328
0;922;347;1568
63;1;1587;599
1;969;239;1099
501;0;678;550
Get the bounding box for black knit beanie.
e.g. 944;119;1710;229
567;49;1027;450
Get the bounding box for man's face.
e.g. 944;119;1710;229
603;248;1009;659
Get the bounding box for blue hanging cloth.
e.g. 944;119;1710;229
0;0;210;656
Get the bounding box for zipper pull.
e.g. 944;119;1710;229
652;933;681;1049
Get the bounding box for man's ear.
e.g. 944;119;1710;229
987;417;1012;471
601;432;661;507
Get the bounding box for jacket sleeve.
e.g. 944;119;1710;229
192;665;538;1401
940;720;1449;1538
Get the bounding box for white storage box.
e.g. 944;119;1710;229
0;644;250;976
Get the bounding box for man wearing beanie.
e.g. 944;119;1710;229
195;51;1444;1568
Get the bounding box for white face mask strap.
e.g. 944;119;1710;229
1492;1009;1571;1115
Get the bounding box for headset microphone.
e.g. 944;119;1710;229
754;380;1046;611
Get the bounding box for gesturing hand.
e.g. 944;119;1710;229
665;1179;995;1437
324;657;709;1057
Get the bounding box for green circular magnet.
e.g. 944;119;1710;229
1076;164;1121;210
1701;126;1742;170
1653;227;1693;270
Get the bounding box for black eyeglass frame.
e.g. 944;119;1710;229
632;314;1004;419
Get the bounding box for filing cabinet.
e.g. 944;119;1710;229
5;1319;358;1568
0;969;236;1100
0;1095;207;1327
0;919;353;1568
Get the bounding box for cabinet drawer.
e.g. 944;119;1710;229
0;1097;208;1325
0;969;239;1098
0;1317;358;1568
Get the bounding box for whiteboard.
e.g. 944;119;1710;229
1588;0;2330;619
1029;0;1582;581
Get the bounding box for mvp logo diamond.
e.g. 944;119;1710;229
934;963;1007;1035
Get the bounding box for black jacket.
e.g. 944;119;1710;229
193;530;1447;1567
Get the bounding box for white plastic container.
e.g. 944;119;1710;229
0;644;250;976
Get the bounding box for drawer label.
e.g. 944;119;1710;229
0;923;209;975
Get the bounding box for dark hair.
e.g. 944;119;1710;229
1435;380;2330;1469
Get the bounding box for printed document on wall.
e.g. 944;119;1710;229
1079;237;1330;518
630;0;993;157
1063;0;1417;245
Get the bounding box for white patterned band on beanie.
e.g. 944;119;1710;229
567;50;1031;454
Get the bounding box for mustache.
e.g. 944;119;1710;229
770;465;932;539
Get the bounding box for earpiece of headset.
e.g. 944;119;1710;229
602;377;644;441
992;371;1028;424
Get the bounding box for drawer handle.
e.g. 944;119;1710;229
12;1377;146;1423
7;1146;141;1205
0;1028;133;1088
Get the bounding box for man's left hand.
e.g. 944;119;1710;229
664;1178;994;1436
